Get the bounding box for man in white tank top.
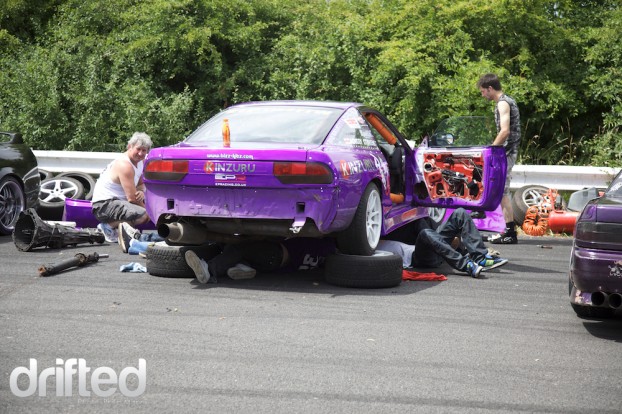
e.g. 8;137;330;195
91;132;153;241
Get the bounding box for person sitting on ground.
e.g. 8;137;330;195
91;132;153;242
380;208;508;278
185;237;337;284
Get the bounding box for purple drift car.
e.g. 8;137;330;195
143;101;506;256
570;169;622;318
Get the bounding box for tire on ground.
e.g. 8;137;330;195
324;250;402;288
57;171;96;201
511;184;567;224
38;176;85;220
146;243;222;278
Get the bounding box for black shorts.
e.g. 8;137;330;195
92;198;146;223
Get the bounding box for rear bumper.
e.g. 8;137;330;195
570;244;622;295
146;185;352;236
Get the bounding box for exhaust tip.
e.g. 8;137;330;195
591;291;608;307
609;293;622;309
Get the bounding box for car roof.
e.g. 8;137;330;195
228;100;364;110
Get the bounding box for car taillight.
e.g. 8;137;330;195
273;162;333;184
574;206;622;251
144;160;189;181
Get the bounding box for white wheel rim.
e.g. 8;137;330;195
366;189;382;250
40;179;80;202
522;187;547;207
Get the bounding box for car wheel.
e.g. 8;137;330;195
511;185;552;224
570;303;615;319
146;243;222;278
337;183;382;256
324;250;402;288
38;176;85;220
57;171;96;201
0;176;26;235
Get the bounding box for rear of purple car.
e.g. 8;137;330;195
143;101;506;257
569;170;622;318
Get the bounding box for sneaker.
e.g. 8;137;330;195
118;222;140;253
479;256;509;272
184;250;211;284
465;260;483;278
488;232;518;244
227;263;257;280
97;223;118;243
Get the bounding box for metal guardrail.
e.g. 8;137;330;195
33;150;621;191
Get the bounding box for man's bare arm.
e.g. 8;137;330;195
117;161;144;207
493;100;510;146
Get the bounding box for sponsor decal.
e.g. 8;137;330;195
344;118;359;128
204;162;256;174
205;153;254;160
610;260;622;278
215;174;246;181
215;173;247;187
214;182;247;187
340;156;383;178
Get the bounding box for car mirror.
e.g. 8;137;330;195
429;133;455;147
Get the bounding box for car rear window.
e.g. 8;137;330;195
607;173;622;196
185;105;343;145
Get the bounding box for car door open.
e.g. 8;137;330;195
412;117;507;211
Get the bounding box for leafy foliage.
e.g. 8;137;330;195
0;0;619;166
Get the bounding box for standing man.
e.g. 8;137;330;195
91;132;153;242
477;73;521;244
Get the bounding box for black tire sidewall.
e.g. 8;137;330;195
0;176;26;235
324;250;402;288
57;171;96;201
146;243;222;278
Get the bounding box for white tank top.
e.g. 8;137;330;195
92;154;143;202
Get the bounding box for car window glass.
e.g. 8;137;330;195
607;173;622;196
429;117;495;147
325;108;377;148
185;106;343;145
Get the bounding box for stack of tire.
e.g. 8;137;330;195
37;170;96;221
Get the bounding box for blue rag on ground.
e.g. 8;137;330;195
120;262;147;273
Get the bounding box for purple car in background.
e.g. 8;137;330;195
143;101;506;256
570;169;622;318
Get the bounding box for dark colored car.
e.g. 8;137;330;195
143;101;507;255
0;132;40;235
569;169;622;318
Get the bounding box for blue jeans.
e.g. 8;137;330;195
412;208;488;271
128;232;164;255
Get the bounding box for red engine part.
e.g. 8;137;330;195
421;153;483;201
547;209;578;234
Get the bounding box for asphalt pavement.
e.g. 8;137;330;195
1;232;621;414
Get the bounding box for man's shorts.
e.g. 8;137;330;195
92;198;146;223
504;151;518;196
